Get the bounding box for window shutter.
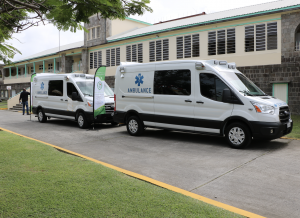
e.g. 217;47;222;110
97;27;100;38
217;30;226;55
267;22;277;50
149;41;155;62
184;35;191;58
132;44;137;62
227;29;235;54
94;52;98;69
116;48;120;66
156;40;162;61
138;44;143;63
98;51;102;66
208;31;216;55
89;52;93;69
245;26;254;52
256;24;265;51
126;45;131;62
192;34;200;57
177;37;183;59
106;49;110;67
111;48;115;66
163;39;169;60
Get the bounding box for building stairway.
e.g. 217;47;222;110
10;103;24;112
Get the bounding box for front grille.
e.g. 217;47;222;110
279;106;290;123
105;103;114;113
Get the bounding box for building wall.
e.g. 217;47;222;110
88;12;284;77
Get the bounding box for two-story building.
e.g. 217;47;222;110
1;0;300;114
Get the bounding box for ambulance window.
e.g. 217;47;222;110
154;69;191;95
48;80;63;96
67;83;79;98
200;73;229;102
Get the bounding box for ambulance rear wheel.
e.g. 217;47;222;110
77;112;88;129
38;109;47;123
126;116;144;136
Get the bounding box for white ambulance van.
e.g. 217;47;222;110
32;73;115;128
113;60;293;148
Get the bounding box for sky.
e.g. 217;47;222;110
7;0;276;62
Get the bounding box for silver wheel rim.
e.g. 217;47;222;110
128;119;138;133
38;111;43;121
229;127;245;145
78;115;84;127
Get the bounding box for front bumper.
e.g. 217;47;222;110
86;112;114;124
250;120;293;139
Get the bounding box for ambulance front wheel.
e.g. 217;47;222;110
38;109;47;123
126;116;144;136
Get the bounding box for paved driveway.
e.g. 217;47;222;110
1;110;300;218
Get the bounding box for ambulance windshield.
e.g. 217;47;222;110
222;72;266;96
76;81;114;97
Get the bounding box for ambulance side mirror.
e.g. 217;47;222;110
222;88;243;105
72;92;79;101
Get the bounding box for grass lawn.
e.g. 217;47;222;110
0;131;243;218
0;100;7;109
286;114;300;139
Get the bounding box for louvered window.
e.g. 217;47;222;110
98;51;102;66
227;29;235;54
92;28;95;39
208;31;216;55
245;26;254;52
94;52;98;69
163;39;169;60
89;52;93;69
217;30;226;55
267;22;277;50
116;48;120;66
149;41;155;62
126;46;131;62
106;49;110;67
177;37;183;59
256;24;265;51
184;35;191;58
156;40;162;61
192;34;200;57
132;45;137;62
138;43;143;63
111;48;116;67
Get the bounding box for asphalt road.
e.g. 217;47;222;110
1;110;300;218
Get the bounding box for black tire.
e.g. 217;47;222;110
77;112;88;129
225;122;252;149
37;109;47;123
126;116;144;136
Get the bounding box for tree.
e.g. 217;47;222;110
0;0;152;64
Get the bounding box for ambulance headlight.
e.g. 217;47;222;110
87;101;93;107
251;102;275;115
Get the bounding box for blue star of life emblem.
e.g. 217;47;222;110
135;73;144;86
41;82;44;90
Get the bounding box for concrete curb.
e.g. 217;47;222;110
0;126;265;218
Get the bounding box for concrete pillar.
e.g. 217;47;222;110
25;64;27;77
81;49;89;74
61;53;66;73
43;60;45;73
33;62;35;73
9;67;11;79
16;66;18;78
54;58;56;73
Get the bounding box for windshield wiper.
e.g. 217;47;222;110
239;90;254;96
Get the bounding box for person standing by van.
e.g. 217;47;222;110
19;88;30;115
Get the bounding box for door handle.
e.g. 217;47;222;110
60;99;63;101
65;100;68;102
185;99;192;103
196;101;204;104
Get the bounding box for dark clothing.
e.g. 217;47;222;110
22;101;29;115
19;91;30;103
